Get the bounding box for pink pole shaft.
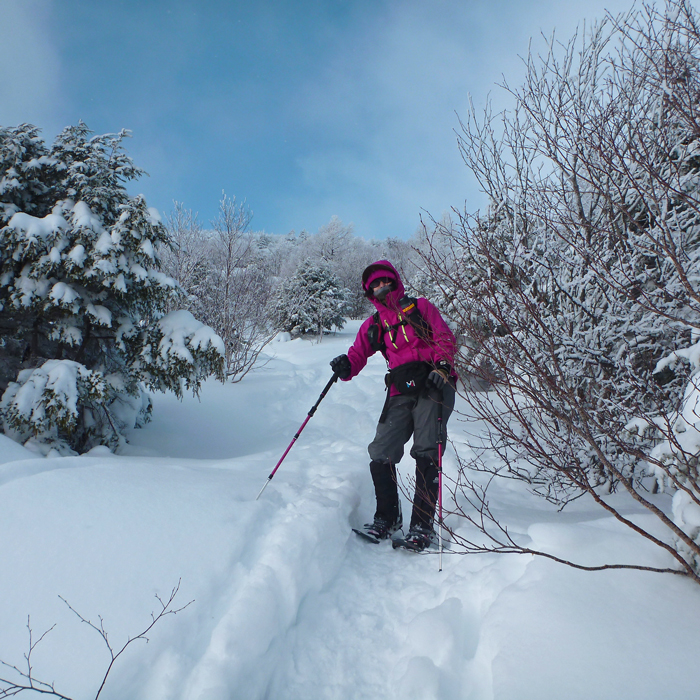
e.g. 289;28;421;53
270;414;311;479
437;400;444;571
438;438;443;571
256;373;339;500
438;442;443;525
256;414;312;500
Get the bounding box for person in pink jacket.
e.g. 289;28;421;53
330;260;457;550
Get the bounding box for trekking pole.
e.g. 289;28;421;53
256;372;339;500
437;397;445;572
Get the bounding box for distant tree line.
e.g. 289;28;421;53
157;200;437;373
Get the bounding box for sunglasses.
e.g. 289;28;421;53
369;277;392;290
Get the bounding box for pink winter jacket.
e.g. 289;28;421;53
344;261;457;395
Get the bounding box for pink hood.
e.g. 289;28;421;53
361;260;406;313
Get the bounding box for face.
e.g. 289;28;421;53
369;276;394;300
370;277;392;291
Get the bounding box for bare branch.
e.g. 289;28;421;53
0;581;193;700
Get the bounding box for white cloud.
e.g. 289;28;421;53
0;0;63;130
281;0;638;238
284;3;502;235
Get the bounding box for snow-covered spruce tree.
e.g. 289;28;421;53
422;1;700;583
0;123;225;454
272;260;349;337
0;124;57;227
0;124;58;386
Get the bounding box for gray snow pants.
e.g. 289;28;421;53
368;384;455;465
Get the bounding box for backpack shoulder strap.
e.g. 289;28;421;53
368;311;388;359
398;296;433;342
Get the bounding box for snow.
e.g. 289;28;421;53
7;211;68;240
50;281;81;306
94;230;114;255
139;238;156;259
1;320;700;699
147;206;162;225
72;201;105;235
14;267;51;305
86;303;113;327
0;433;36;464
157;309;227;360
49;322;83;347
68;244;87;266
654;339;700;374
131;263;149;280
2;360;90;426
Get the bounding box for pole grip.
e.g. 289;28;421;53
437;391;444;572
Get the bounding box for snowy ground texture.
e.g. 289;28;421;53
1;320;700;700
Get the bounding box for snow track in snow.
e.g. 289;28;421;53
3;321;700;700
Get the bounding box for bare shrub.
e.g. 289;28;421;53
162;196;275;382
0;581;191;699
422;1;700;583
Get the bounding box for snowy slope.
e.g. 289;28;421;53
1;320;700;700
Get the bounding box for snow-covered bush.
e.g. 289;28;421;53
424;1;700;582
628;341;700;572
1;360;108;454
140;309;226;396
272;261;349;337
0;122;225;453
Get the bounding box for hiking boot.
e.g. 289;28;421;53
401;524;435;551
365;513;403;540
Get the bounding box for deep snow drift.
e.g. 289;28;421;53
1;320;699;700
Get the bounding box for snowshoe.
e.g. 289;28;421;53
353;515;402;544
391;524;436;552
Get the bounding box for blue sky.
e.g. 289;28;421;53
2;0;635;239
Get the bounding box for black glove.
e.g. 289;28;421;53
426;361;451;390
330;354;352;379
